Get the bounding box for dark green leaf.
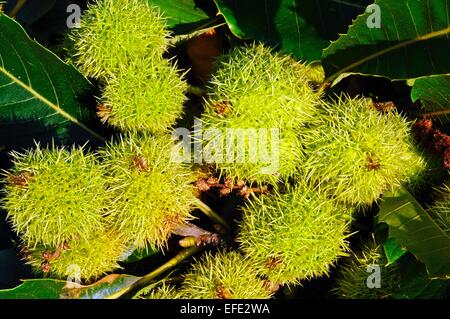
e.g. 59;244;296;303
378;186;450;279
62;274;140;299
214;0;370;62
0;14;102;149
394;253;449;299
383;237;407;265
411;75;450;124
0;279;66;299
323;0;450;84
147;0;211;35
0;274;141;299
122;246;158;264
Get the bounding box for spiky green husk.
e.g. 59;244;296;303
2;145;109;247
137;282;185;299
238;184;352;285
200;44;319;185
99;134;197;249
332;243;400;299
429;180;450;234
301;96;427;206
146;284;184;299
404;147;447;195
180;251;273;299
304;63;325;86
25;229;126;281
101;58;188;133
70;0;170;79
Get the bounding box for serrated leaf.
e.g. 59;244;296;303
0;279;66;299
411;75;450;124
62;274;140;299
147;0;211;35
214;0;370;62
0;14;103;149
323;0;450;84
378;186;450;279
383;238;408;265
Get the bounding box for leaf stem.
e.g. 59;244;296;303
110;246;201;299
194;198;231;231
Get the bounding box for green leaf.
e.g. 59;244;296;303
147;0;211;35
323;0;450;84
0;14;103;149
0;279;66;299
394;253;449;299
378;186;450;279
62;274;140;299
0;248;197;299
411;75;450;124
214;0;369;62
122;246;158;264
383;237;407;265
0;275;141;299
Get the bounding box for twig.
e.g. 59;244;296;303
422;109;450;118
109;246;201;299
168;18;226;46
194;198;231;231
